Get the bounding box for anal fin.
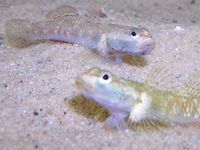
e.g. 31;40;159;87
127;119;169;131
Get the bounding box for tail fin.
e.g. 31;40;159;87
4;19;33;48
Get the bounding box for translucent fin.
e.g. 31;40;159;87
179;75;200;97
74;48;100;65
4;19;33;48
46;4;79;20
74;49;120;65
104;115;128;130
127;118;168;131
85;4;107;18
144;63;180;91
46;4;107;23
114;56;123;64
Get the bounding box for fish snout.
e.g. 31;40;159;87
75;76;84;88
75;75;95;91
138;39;155;55
140;28;153;38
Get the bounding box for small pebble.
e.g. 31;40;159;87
174;26;185;33
175;48;179;52
0;36;3;47
33;111;39;116
172;20;178;23
190;0;195;4
35;145;38;149
191;19;196;23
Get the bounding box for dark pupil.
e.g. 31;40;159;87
103;74;109;80
131;31;136;36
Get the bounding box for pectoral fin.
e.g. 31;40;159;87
127;119;169;131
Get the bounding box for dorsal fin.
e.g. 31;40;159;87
46;4;108;23
46;4;79;20
84;4;107;18
145;63;200;98
144;63;180;92
178;75;200;98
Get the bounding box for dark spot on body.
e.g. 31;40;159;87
40;109;43;112
20;80;23;83
64;111;67;115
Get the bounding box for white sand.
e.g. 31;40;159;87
0;0;200;149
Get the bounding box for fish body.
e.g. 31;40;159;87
4;5;155;59
75;67;200;129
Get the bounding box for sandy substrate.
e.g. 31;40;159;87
0;0;200;149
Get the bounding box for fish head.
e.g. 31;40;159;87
106;27;155;56
76;67;135;112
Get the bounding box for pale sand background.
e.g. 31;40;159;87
0;0;200;149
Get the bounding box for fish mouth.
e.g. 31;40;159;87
75;75;94;92
75;76;84;88
138;39;155;55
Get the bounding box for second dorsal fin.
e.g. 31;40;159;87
178;75;200;98
144;63;180;92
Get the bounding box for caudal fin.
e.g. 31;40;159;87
4;19;33;48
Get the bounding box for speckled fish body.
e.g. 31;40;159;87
4;5;155;58
75;67;200;129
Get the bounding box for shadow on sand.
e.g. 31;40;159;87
122;55;147;67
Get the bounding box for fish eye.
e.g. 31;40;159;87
102;74;109;80
131;31;136;36
99;72;112;83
